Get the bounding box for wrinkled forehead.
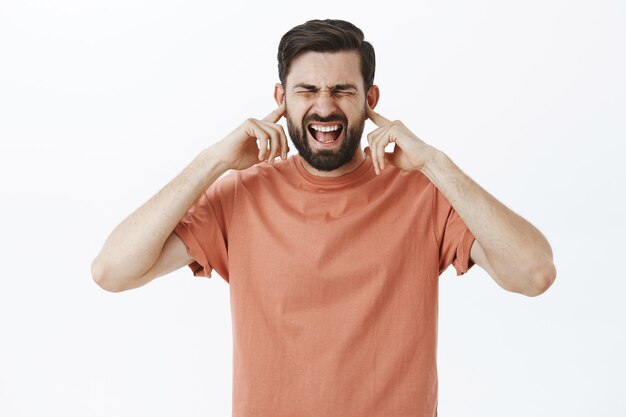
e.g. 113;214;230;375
285;50;364;90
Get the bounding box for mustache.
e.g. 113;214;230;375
303;113;348;125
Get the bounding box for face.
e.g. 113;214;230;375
282;51;369;171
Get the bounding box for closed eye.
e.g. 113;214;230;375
294;90;355;96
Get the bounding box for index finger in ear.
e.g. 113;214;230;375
263;101;286;123
366;103;391;127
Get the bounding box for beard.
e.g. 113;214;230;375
286;106;366;172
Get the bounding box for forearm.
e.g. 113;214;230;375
421;148;555;292
91;147;228;285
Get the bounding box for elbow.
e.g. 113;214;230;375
91;258;126;293
524;262;557;297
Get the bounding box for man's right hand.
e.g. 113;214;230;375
209;102;288;171
92;102;288;292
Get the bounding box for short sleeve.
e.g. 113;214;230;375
173;172;235;282
432;183;476;276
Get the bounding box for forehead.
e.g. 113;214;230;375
286;50;363;89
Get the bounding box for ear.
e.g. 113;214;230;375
274;83;285;106
366;85;380;109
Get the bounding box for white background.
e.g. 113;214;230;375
1;0;624;416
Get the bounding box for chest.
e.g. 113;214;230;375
227;190;437;298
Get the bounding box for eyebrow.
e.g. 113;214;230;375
292;83;358;91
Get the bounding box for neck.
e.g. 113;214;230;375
299;148;366;178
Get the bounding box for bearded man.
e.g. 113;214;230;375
92;19;556;417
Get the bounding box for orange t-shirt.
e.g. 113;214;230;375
174;152;475;417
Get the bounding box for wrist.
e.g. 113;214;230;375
420;147;449;180
197;146;230;176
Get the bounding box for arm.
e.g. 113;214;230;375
91;103;288;292
422;151;556;297
364;104;556;297
91;150;229;292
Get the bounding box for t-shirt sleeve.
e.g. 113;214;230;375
432;183;476;276
172;172;235;281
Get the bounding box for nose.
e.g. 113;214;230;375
309;91;341;117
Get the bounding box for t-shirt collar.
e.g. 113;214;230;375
292;151;376;187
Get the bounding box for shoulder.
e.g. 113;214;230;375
236;156;296;187
384;164;433;194
206;157;296;201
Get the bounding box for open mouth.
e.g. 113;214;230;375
307;123;344;146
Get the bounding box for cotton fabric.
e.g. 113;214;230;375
174;152;475;417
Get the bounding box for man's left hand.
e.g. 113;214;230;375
364;104;438;175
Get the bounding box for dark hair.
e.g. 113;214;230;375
277;19;376;91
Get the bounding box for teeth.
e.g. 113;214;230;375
310;124;341;132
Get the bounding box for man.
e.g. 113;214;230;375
92;19;556;417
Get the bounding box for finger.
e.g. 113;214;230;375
248;119;282;164
263;101;286;123
275;123;289;159
371;131;382;173
257;132;270;161
366;130;380;175
367;124;392;174
377;126;397;171
265;124;280;163
376;134;387;171
244;120;271;161
379;124;396;173
382;151;393;168
364;146;380;175
262;120;289;160
366;103;391;127
370;129;386;174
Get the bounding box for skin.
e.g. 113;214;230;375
364;107;557;296
274;51;379;177
93;49;556;297
271;50;556;296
